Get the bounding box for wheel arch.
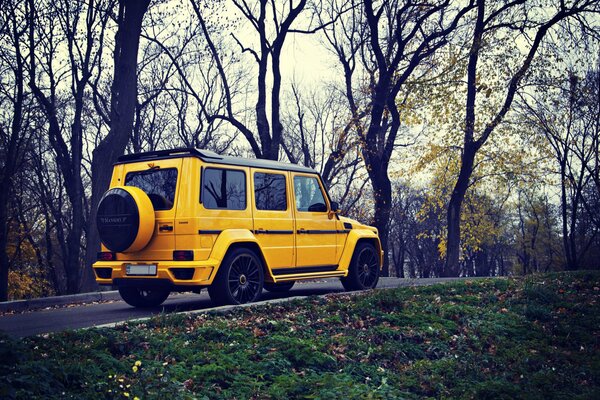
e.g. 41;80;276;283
226;242;270;277
355;237;382;264
208;229;272;282
338;230;383;272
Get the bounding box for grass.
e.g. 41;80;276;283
1;271;599;399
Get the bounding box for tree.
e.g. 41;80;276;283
191;0;331;160
0;0;35;301
27;0;113;293
137;5;237;153
514;187;561;274
519;66;600;270
444;0;600;276
322;0;474;276
281;84;369;212
85;0;151;284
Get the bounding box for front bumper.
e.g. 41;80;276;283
93;260;216;287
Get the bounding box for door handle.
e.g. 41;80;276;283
159;225;173;232
255;229;266;234
297;228;306;234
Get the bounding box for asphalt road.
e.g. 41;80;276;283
0;277;470;338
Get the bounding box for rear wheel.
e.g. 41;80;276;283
208;248;264;305
264;281;294;292
118;287;170;307
341;242;380;291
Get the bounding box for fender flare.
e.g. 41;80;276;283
208;229;259;261
207;229;271;279
337;229;383;271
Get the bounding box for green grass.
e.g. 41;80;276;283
1;272;599;399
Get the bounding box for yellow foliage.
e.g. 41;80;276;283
414;142;508;261
8;269;54;300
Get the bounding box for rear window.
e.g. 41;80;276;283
254;172;287;211
202;168;246;210
125;168;178;210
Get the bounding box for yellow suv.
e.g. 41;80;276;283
93;148;382;307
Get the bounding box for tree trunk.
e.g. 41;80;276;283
270;50;284;160
0;8;26;301
84;0;150;282
254;1;272;159
444;142;478;277
369;171;392;277
0;189;11;302
397;244;405;278
559;159;578;271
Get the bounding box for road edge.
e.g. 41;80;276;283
0;291;120;313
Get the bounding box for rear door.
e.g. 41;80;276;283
198;164;253;238
121;158;182;260
250;169;295;271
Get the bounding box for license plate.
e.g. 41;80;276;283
126;264;157;276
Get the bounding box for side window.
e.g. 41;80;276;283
294;176;327;212
202;168;246;210
254;172;287;211
125;168;177;211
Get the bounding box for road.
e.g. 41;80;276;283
0;277;469;338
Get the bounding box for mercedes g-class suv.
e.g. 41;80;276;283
93;148;382;307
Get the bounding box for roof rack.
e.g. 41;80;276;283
117;148;222;162
115;147;317;174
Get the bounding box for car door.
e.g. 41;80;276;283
292;173;337;268
121;158;182;260
250;169;295;271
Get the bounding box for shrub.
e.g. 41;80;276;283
8;269;54;300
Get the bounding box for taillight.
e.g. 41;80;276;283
97;252;116;261
173;250;194;261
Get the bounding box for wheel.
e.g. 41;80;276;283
264;281;294;293
208;248;264;305
118;287;170;307
341;242;380;291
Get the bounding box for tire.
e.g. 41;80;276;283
208;248;264;305
341;242;380;291
264;281;294;293
118;286;170;307
97;186;155;253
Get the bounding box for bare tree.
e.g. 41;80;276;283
27;0;113;293
282;83;368;210
520;67;600;270
190;0;332;160
138;7;236;153
85;0;151;282
0;0;36;301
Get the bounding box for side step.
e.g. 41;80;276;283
273;271;346;282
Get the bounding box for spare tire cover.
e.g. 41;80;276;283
96;186;155;253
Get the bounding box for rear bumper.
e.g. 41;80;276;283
93;260;217;287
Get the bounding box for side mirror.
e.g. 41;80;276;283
330;201;341;213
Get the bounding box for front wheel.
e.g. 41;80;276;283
208;248;264;305
118;287;170;307
341;242;380;291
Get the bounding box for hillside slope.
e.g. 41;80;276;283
1;272;599;399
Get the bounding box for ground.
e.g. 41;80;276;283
1;271;599;399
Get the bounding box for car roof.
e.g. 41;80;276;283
116;147;318;174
